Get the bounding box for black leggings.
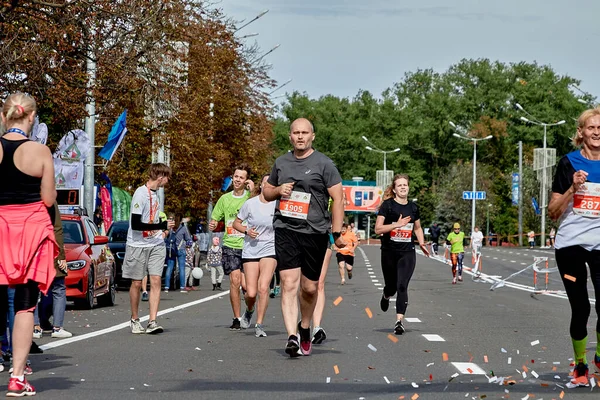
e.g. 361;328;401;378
381;249;416;314
270;269;281;289
555;246;600;341
0;281;39;337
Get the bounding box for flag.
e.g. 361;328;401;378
98;110;127;161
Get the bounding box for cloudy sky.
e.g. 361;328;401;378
221;0;598;102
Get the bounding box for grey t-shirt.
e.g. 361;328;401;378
267;150;342;234
237;196;276;259
126;185;163;248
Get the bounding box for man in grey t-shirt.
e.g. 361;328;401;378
264;118;345;357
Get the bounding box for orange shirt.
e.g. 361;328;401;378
338;230;358;256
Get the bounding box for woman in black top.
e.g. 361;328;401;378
375;174;429;335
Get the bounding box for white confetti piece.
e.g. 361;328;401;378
411;382;419;388
80;379;85;382
508;357;511;364
531;340;540;346
130;388;135;390
517;349;520;354
501;348;507;353
554;375;561;380
48;372;55;375
447;313;452;317
531;371;539;379
504;389;509;393
553;361;561;365
426;362;434;367
521;395;529;400
195;347;201;351
326;377;331;383
368;344;377;352
384;376;390;384
556;383;564;389
451;373;459;379
522;371;527;379
591;377;596;389
465;393;469;397
143;384;150;387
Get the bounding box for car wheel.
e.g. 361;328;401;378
75;270;94;310
97;270;116;307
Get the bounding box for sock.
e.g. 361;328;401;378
11;375;24;381
572;336;588;364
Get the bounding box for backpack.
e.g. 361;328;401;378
166;233;178;259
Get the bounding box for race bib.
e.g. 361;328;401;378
573;182;600;218
226;220;245;238
280;191;311;220
390;223;414;242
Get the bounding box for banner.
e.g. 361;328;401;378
54;158;84;189
100;186;113;232
54;129;90;189
511;173;519;206
112;187;132;221
30;117;48;145
341;185;383;212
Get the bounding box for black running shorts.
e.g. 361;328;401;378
275;228;329;281
335;252;354;266
222;246;243;275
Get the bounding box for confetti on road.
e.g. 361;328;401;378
521;395;529;400
384;376;390;384
508;357;512;364
426;362;434;367
411;394;419;400
333;296;343;306
559;390;565;398
368;366;376;370
522;365;529;373
442;352;449;361
531;371;539;379
333;365;339;374
411;382;419;388
143;384;150;387
591;377;596;389
326;377;331;383
80;379;85;382
368;344;377;352
388;334;399;343
195;347;201;351
484;355;488;363
531;340;540;346
501;348;507;353
449;373;459;382
564;274;576;282
554;375;561;380
365;307;373;318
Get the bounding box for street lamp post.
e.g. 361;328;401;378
234;9;269;33
450;121;493;234
362;136;400;188
516;103;566;248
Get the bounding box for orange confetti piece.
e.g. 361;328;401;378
564;274;576;282
429;374;433;381
442;352;449;361
552;366;557;371
559;390;565;399
365;307;373;318
333;365;339;375
333;296;343;306
411;394;419;400
540;383;549;387
398;397;405;400
466;368;473;374
484;355;489;363
522;365;529;373
468;352;473;362
387;333;399;343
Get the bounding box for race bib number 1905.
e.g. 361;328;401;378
280;191;311;220
573;182;600;218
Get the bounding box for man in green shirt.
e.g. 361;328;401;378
446;222;465;284
209;164;254;330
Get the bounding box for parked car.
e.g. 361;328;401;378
106;220;181;290
63;214;116;309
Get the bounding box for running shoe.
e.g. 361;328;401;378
394;320;405;335
274;286;281;296
457;275;463;282
452;277;457;285
311;327;327;345
341;279;345;285
51;328;72;339
32;328;42;339
180;289;188;293
269;289;275;299
130;318;145;334
229;318;241;331
255;324;267;338
285;335;300;358
569;362;589;387
240;309;254;329
298;322;312;356
164;289;169;293
145;320;164;334
6;376;36;397
348;270;353;279
380;295;389;312
595;354;600;371
141;292;149;302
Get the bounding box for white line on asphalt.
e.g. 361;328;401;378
422;334;445;342
510;260;516;263
39;291;231;351
371;279;379;283
374;283;382;286
405;318;421;323
451;362;487;375
521;263;527;265
493;257;498;259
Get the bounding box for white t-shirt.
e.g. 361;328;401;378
471;231;484;247
127;185;164;248
237;196;276;259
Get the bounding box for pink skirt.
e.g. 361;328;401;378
0;201;58;294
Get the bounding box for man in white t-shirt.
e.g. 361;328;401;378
123;163;174;334
471;226;484;258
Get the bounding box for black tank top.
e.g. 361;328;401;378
0;137;42;205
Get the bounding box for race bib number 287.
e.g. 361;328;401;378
573;182;600;218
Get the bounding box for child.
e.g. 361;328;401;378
184;240;196;290
527;230;535;249
207;236;224;291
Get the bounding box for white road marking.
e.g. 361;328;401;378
422;334;445;342
511;260;516;263
405;317;421;323
371;279;379;283
39;291;231;351
451;362;487;375
374;283;382;286
521;263;527;265
493;257;498;260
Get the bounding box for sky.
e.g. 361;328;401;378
220;0;599;102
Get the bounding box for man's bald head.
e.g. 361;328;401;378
289;118;315;154
290;118;314;134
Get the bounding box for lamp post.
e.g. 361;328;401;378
269;78;292;95
450;121;493;234
516;103;566;248
362;135;400;188
234;9;269;33
486;203;492;244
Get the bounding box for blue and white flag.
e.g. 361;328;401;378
99;110;127;161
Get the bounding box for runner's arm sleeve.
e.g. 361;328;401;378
131;214;168;231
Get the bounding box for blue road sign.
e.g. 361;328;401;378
462;191;487;200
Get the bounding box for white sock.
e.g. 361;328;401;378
11;375;24;381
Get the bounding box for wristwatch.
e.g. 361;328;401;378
332;232;341;240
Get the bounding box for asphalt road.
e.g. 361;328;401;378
15;245;600;399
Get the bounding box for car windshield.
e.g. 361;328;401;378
62;220;85;244
108;224;128;242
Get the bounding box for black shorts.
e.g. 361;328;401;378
335;252;354;266
242;255;277;264
275;228;329;281
222;246;243;275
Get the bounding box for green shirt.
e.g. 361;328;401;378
211;191;250;249
447;231;465;254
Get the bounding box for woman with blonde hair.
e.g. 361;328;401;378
375;174;429;335
0;93;57;396
548;107;600;387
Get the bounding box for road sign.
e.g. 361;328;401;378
462;191;486;200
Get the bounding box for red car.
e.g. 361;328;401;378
62;214;116;309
